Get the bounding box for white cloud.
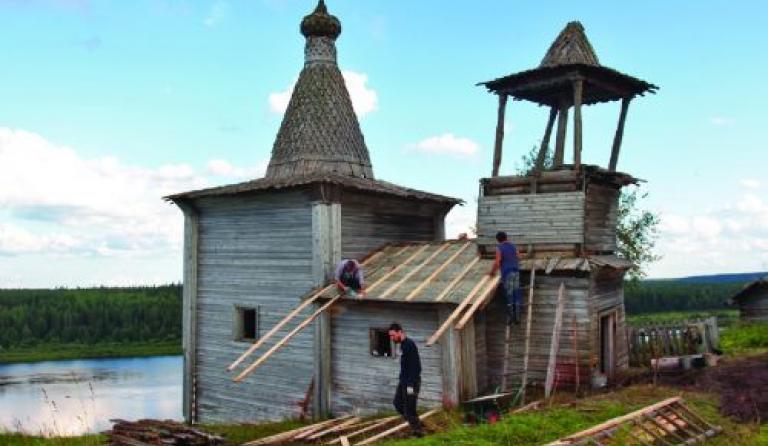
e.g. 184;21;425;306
268;70;379;118
445;204;475;239
0;127;265;263
407;133;480;158
708;116;735;126
203;0;228;27
206;159;267;178
740;179;760;189
650;187;768;277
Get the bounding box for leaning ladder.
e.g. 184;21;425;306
545;397;722;446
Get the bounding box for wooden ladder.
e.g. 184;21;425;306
546;397;722;445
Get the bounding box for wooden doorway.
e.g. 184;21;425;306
599;311;617;378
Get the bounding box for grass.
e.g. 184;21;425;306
627;309;738;327
4;386;766;445
0;433;104;446
0;341;182;364
720;323;768;355
384;386;767;446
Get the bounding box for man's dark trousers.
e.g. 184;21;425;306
393;379;421;433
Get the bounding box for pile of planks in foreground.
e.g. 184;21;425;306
243;410;439;446
546;397;722;445
107;419;225;446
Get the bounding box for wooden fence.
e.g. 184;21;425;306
626;317;719;367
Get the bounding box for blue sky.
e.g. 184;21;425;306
1;0;767;287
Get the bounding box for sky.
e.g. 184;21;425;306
0;0;767;288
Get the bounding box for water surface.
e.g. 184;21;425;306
0;355;182;436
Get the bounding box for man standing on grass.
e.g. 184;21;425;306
488;231;522;325
388;323;423;437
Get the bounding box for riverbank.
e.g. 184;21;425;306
0;341;181;364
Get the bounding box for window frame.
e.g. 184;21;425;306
233;305;260;343
369;327;397;359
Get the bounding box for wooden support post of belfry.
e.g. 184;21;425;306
535;107;558;172
553;101;569;167
492;94;508;177
544;282;566;398
572;78;584;170
519;269;536;403
233;295;342;382
609;97;631;171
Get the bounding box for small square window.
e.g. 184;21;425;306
370;328;395;358
235;306;259;342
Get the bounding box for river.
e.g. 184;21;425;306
0;355;182;436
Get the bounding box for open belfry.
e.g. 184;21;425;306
168;2;657;425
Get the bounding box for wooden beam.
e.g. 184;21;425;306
427;275;490;345
492;94;508;177
180;206;199;424
326;416;399;445
544;282;565;398
340;436;351;446
242;418;339;446
379;243;451;299
535;107;558;172
434;257;480;302
313;302;332;419
234;295;342;382
307;417;363;441
519;269;536;403
454;277;498;330
609;97;631;171
544;398;683;446
554;102;569;167
228;287;329;372
404;243;471;301
355;410;439;446
294;416;356;441
368;244;430;294
573;79;583;170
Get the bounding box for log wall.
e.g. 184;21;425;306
192;191;317;423
340;192;443;261
329;301;443;415
484;275;593;391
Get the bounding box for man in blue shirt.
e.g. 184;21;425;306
388;323;423;437
488;231;522;325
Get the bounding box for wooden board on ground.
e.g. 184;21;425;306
545;397;722;445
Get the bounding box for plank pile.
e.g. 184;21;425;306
243;410;439;446
545;397;722;445
107;419;225;446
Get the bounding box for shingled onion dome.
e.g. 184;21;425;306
265;0;375;180
300;0;341;40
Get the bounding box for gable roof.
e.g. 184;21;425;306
729;278;768;304
308;240;632;305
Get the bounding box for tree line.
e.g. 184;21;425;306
0;285;182;350
624;280;743;314
0;280;744;350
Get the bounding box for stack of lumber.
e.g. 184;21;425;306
107;419;225;446
242;410;439;446
545;397;722;445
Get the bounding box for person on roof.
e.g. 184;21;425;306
334;258;367;298
488;231;522;325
